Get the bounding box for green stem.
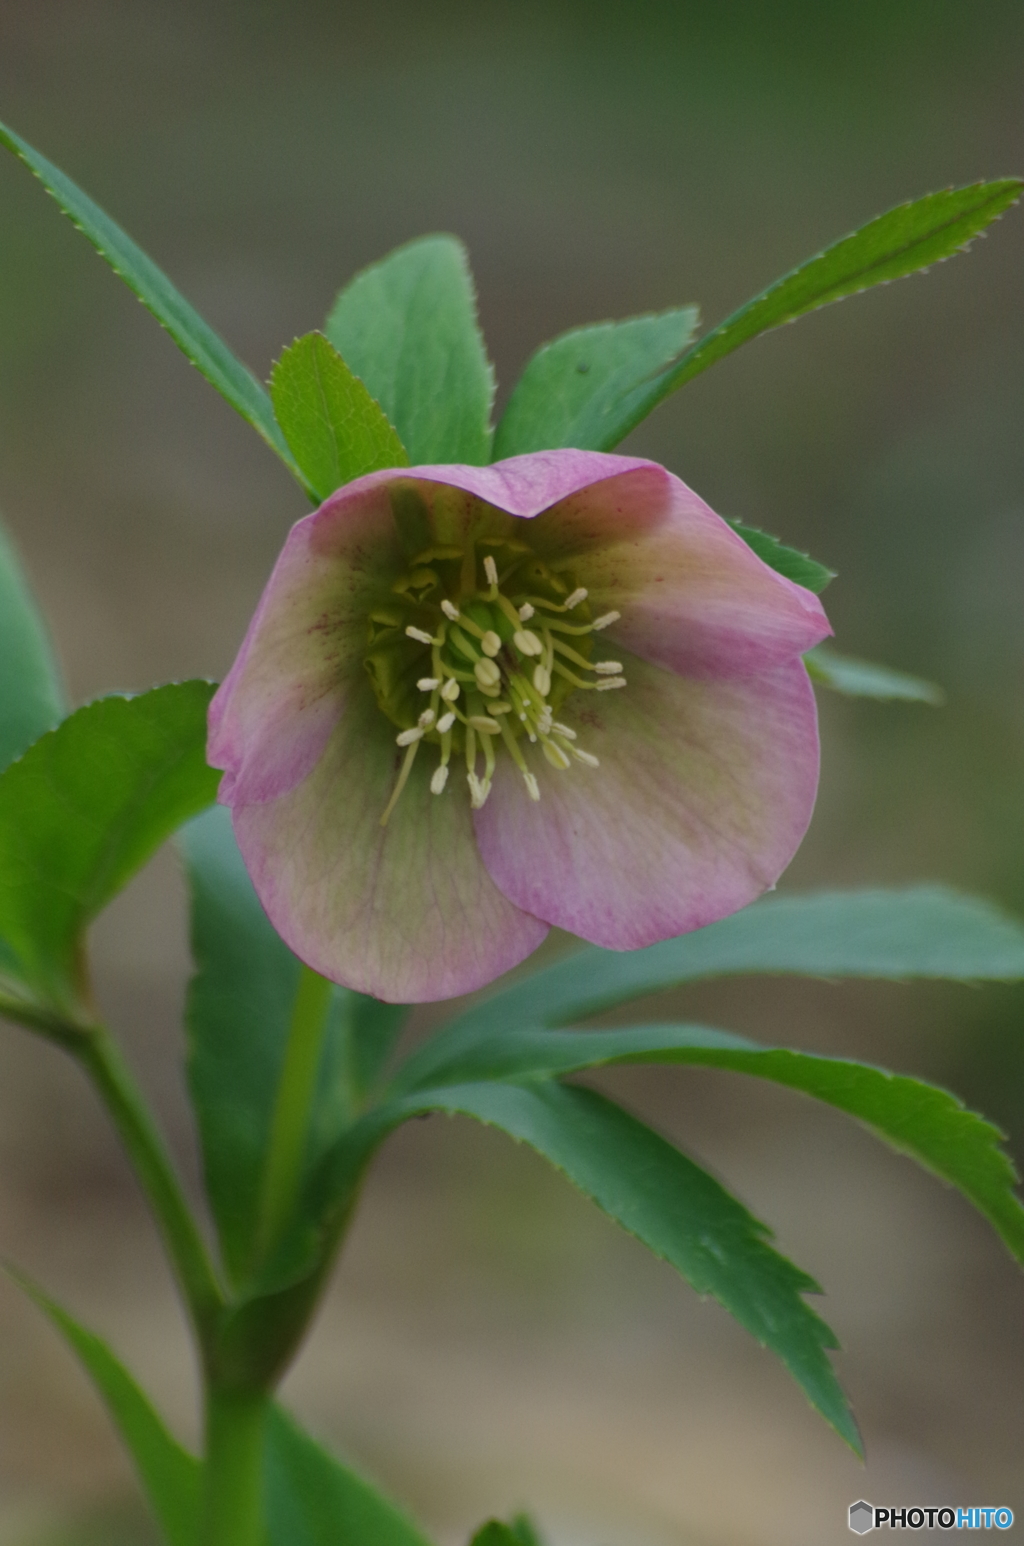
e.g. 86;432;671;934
254;966;333;1268
74;1025;224;1345
202;1386;270;1546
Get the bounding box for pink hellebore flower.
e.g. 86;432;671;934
208;451;831;1003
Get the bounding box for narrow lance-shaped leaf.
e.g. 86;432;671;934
0;681;219;1018
805;645;944;703
494;308;699;458
265;1404;435;1546
182;806;410;1290
0;118;311;494
325;235;495;465
411;891;1024;1090
9;1268;201;1546
356;1080;857;1450
573;180;1023;451
394;1023;1024;1267
270;332;409;503
0;520;66;771
413;888;1024;1078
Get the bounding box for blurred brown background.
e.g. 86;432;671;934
1;2;1024;1541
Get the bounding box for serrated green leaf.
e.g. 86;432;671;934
396;1024;1024;1267
0;118;310;494
592;180;1024;449
727;520;835;594
181;806;409;1288
265;1404;435;1546
365;1080;857;1450
805;645;944;703
0;682;218;1017
0;520;66;771
325;235;494;465
270;332;409;503
405;889;1024;1090
493;308;699;458
9;1267;201;1546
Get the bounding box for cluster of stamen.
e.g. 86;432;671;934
369;541;624;825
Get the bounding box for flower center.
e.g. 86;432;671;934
365;533;624;824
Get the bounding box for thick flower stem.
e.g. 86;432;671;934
73;1025;224;1346
202;1386;271;1546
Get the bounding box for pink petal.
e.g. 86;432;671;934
472;651;820;950
231;678;548;1002
207;478;405;804
525;463;831;677
208;452;643;806
390;449;653;516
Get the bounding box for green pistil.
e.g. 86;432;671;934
369;540;625;824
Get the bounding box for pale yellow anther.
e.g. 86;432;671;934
379;536;628;822
513;629;543;656
542;741;571;770
467;771;490;809
475;658;501;688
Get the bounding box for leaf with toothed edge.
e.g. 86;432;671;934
0;682;219;1017
0;117;311;496
554;180;1023;451
494;307;700;457
413;888;1024;1073
319;1080;860;1450
389;1023;1024;1268
270;332;409;503
325;234;495;465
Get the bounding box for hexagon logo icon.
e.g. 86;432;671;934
849;1501;875;1534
